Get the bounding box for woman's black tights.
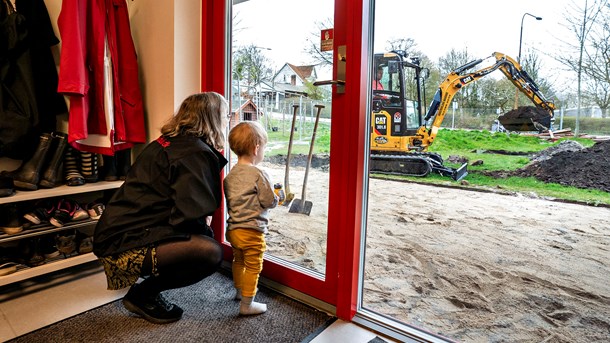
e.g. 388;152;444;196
138;234;223;297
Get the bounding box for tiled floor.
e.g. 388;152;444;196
0;262;393;343
0;262;126;342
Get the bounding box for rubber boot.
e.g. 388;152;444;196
116;148;132;180
39;132;68;189
64;146;85;186
80;151;99;183
102;155;118;181
13;133;53;191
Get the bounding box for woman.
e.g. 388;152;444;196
93;92;230;324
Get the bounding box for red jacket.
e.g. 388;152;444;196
57;0;145;155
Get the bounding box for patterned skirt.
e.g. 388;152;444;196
99;247;158;290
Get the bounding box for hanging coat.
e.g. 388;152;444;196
16;0;68;134
57;0;146;155
0;0;38;159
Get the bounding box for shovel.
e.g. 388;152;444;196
283;104;299;206
289;104;325;215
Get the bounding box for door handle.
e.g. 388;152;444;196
312;45;346;94
313;80;345;86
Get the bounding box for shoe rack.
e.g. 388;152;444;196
0;181;122;287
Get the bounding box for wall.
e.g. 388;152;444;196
43;0;202;146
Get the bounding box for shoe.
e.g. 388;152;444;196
86;201;105;220
50;199;89;227
39;132;68;188
64;146;85;186
1;204;23;234
77;236;93;254
0;262;25;276
122;283;184;324
13;133;53;191
80;151;99;183
55;232;76;256
23;199;56;225
102;155;118;181
41;235;60;259
0;262;18;276
0;254;27;276
20;238;45;267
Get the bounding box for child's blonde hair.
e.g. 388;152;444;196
228;121;268;156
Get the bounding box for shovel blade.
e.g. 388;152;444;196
288;198;313;215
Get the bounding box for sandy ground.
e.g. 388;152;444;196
261;162;610;343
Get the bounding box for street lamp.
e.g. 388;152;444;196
514;12;542;109
517;13;542;63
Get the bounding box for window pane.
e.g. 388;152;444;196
229;0;334;275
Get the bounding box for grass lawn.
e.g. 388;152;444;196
265;124;610;206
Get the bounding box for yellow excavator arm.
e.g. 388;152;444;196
419;52;555;147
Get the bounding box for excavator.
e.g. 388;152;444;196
370;51;555;181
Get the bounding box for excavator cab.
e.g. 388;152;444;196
371;52;423;140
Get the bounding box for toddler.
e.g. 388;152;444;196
224;121;278;315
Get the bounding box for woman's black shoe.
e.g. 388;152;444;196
122;284;183;324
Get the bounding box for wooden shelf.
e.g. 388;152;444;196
0;181;121;287
0;181;123;205
0;252;98;287
0;219;99;244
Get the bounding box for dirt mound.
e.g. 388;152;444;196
264;153;330;169
529;140;585;163
498;106;552;132
514;140;610;193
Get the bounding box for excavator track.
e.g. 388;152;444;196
370;153;433;177
369;152;468;181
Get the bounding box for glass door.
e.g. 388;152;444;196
357;1;610;342
226;0;337;303
230;0;334;276
216;0;373;311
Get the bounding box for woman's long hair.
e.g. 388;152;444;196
161;92;228;150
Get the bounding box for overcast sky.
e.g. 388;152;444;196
233;0;579;82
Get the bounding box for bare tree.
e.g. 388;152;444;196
438;48;473;76
581;5;610;118
233;45;274;92
304;18;334;67
384;38;418;55
554;0;609;135
520;50;558;105
437;48;478;109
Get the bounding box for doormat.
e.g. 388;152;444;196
8;272;334;343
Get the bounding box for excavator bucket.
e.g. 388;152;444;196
498;106;552;132
452;163;469;181
431;162;468;181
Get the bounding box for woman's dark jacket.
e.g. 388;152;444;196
93;135;228;257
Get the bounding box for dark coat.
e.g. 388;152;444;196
93;135;228;257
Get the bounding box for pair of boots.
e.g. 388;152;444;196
13;132;68;191
12;133;99;190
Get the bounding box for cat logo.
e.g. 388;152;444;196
461;75;473;84
375;136;388;144
375;116;386;125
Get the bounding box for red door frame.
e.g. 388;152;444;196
200;0;370;321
